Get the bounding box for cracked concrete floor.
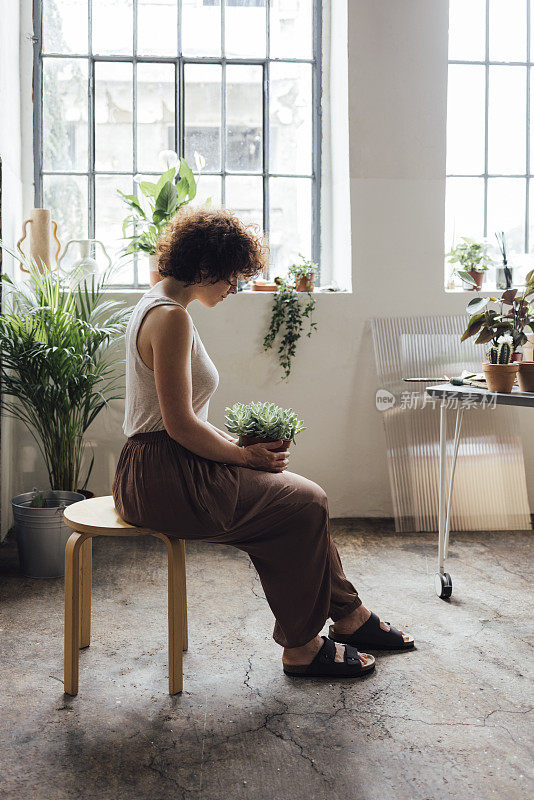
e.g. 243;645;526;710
0;520;532;800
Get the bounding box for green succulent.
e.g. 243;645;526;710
224;401;306;445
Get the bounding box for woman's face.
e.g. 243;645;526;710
197;275;240;308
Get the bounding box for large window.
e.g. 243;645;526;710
445;0;532;289
35;0;321;287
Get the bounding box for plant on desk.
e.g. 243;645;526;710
460;276;534;393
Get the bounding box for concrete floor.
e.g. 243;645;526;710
0;520;532;800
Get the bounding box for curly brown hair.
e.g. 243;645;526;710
156;206;269;285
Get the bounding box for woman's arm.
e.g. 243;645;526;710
207;422;238;444
151;306;246;464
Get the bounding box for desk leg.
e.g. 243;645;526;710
444;406;464;563
435;401;455;599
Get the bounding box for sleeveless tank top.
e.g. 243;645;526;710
122;288;219;437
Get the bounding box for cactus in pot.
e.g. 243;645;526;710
224;401;306;451
487;337;513;365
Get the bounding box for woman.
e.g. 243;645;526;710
112;206;414;679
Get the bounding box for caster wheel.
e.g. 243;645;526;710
434;572;452;599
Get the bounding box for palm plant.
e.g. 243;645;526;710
0;243;132;491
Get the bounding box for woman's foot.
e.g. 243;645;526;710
282;634;372;667
333;604;412;644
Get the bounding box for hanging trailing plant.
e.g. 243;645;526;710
263;259;318;380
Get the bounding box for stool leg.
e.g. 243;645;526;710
79;536;92;649
180;539;188;652
64;532;88;696
165;536;185;695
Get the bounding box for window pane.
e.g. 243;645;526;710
43;58;88;171
182;0;221;57
270;0;312;60
489;0;527;62
137;63;176;173
446;65;485;175
43;0;88;54
270;62;312;175
445;177;485;252
269;177;311;278
226;65;263;173
95;175;133;261
92;0;133;55
448;0;486;62
192;174;222;207
43;175;88;243
184;65;222;173
225;176;263;229
488;66;526;174
529;182;534;254
138;0;177;56
487;178;526;254
95;62;133;172
225;0;266;59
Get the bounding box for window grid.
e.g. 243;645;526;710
33;0;322;289
447;0;532;254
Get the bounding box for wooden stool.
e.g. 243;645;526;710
63;496;187;696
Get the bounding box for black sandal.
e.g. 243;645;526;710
329;611;414;651
283;635;375;678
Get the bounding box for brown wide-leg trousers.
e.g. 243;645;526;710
112;430;362;648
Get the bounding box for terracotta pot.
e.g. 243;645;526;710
76;489;95;499
149;253;163;287
518;362;534;392
239;435;291;452
295;273;315;292
465;269;484;291
511;352;523;362
482;362;518;393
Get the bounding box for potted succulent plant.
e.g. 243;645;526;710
224;401;306;452
447;237;493;291
460;276;534;392
0;243;131;576
118;151;198;286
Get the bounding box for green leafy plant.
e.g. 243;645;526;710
224;401;306;445
460;273;534;353
447;236;494;287
289;254;316;281
118;152;198;256
0;242;132;492
263;260;318;380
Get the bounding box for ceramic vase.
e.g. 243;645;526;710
16;208;61;272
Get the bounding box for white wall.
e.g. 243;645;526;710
5;0;534;523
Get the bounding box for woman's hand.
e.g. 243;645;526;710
241;441;290;473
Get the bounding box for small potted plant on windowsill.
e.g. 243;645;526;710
290;254;317;292
447;236;493;291
224;401;306;451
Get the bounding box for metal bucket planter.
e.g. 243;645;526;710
11;490;86;578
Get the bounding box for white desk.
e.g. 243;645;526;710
425;382;534;598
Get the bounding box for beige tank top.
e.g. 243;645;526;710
122;288;219;437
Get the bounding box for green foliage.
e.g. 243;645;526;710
263;259;318;380
29;492;46;508
288;254;317;280
447;237;493;273
461;282;534;352
224;401;306;445
118;156;198;256
0;242;132;492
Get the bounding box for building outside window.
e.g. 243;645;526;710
445;0;533;290
35;0;321;288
